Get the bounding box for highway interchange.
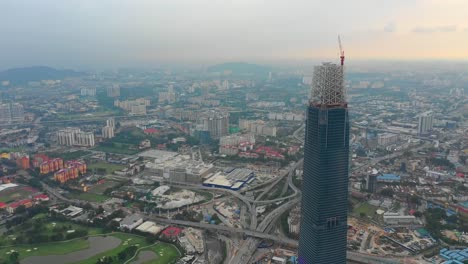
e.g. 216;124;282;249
40;123;435;264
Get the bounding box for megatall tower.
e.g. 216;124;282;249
298;59;350;263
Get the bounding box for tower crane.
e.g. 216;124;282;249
338;35;345;66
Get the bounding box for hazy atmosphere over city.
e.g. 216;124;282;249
1;0;468;69
0;1;467;264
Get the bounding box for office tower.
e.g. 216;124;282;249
298;62;350;264
366;174;377;193
102;126;115;139
418;111;433;135
0;103;24;123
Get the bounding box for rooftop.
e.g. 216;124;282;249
121;214;143;226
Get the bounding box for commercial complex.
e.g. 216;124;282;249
143;150;214;183
202;168;255;190
298;62;350;264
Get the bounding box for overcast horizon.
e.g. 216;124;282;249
2;0;468;70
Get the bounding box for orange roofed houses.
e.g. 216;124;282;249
54;161;86;183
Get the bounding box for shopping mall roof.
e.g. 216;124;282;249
377;174;401;181
441;248;468;262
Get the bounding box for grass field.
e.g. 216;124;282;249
0;232;181;264
0;214;104;247
0;186;37;203
0;214;181;264
46;150;91;160
0;238;90;262
74;233;149;264
65;192;110;203
88;180;120;195
144;243;181;264
353;203;379;218
94;143;140;155
88;162;125;174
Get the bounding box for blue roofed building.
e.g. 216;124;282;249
440;248;468;263
443;260;464;264
377;173;400;183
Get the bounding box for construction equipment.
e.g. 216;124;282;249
338;35;345;66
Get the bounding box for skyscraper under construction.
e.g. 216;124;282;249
298;61;350;264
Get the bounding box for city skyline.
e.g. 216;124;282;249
1;1;468;69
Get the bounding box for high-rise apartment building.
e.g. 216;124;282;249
0;103;24;123
114;98;149;115
106;118;115;128
298;62;350;264
107;84;120;97
57;128;95;147
80;87;96;96
102;126;115;139
197;110;229;139
75;131;95;146
418;111;433;135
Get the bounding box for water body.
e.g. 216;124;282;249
130;250;158;264
21;236;121;264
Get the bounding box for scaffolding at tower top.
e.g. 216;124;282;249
310;62;346;105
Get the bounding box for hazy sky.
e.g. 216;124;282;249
1;0;468;69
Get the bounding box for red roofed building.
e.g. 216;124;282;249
161;226;182;240
7;199;33;214
144;128;159;135
34;194;49;202
0;202;6;209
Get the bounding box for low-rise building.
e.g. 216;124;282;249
6;199;33;214
120;214;144;230
135;221;164;235
378;133;399;146
383;212;417;225
377;174;400;183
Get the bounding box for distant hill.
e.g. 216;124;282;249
207;62;271;76
0;66;84;84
